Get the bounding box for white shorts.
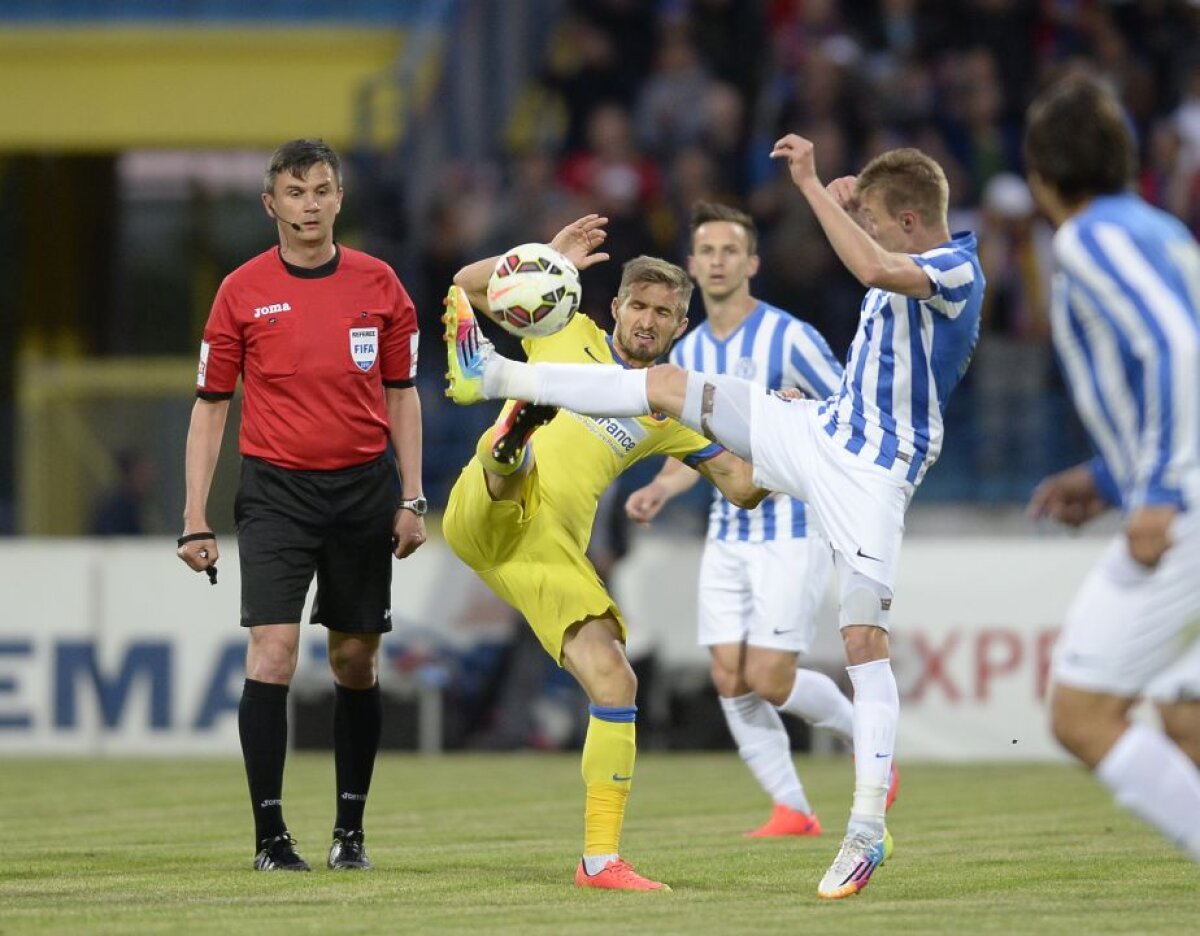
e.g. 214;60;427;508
748;395;911;592
697;536;833;654
1053;509;1200;703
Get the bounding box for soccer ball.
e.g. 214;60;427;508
486;243;582;338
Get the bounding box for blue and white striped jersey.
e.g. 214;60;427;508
671;301;842;542
820;231;983;486
1051;193;1200;513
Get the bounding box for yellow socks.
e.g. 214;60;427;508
581;704;637;857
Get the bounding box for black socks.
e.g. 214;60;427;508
333;682;382;832
239;678;290;846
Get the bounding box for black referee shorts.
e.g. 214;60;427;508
235;454;397;633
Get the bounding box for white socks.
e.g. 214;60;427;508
1096;722;1200;861
778;669;854;741
482;354;540;403
721;672;854;816
483;358;650;416
846;658;899;829
582;853;619;874
721;693;811;814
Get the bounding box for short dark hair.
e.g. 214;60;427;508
1024;75;1134;203
690;201;758;254
263;139;342;194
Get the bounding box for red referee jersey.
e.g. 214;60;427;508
196;246;419;470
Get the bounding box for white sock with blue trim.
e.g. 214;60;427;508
846;659;898;835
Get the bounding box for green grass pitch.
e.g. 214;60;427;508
1;754;1196;934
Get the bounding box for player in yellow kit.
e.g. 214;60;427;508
443;215;765;891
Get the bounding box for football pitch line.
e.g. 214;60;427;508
1;754;1196;934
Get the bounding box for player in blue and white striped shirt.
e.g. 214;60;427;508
626;203;864;839
670;298;838;547
822;231;980;488
453;140;984;897
1025;75;1200;863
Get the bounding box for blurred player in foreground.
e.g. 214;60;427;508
1025;75;1200;862
626;201;890;838
442;215;766;891
446;141;984;898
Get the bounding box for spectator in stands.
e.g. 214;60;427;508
697;81;759;199
973;172;1055;493
559;103;662;326
90;449;155;536
540;12;640;153
940;47;1022;203
686;0;769;119
634;24;715;158
381;0;1200;503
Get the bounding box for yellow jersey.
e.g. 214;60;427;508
513;313;722;549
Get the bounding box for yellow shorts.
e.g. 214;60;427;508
442;459;626;662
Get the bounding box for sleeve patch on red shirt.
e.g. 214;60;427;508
197;340;210;387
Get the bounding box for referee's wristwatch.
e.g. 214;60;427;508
397;496;428;516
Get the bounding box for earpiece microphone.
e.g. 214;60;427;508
271;209;303;232
268;202;304;232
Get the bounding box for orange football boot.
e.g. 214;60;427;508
746;804;822;838
574;858;671;892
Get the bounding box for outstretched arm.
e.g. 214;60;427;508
770;134;933;298
453;214;611;323
625;458;702;526
452;256;503;323
548;213;610;271
694;450;768;509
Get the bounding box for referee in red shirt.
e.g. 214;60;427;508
176;139;426;873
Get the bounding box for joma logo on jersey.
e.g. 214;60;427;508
253;302;292;318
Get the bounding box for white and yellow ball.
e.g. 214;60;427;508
486;243;582;338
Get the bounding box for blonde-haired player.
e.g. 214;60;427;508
446;142;985;899
442;215;766;891
627;201;899;839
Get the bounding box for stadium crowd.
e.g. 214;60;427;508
399;0;1200;506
